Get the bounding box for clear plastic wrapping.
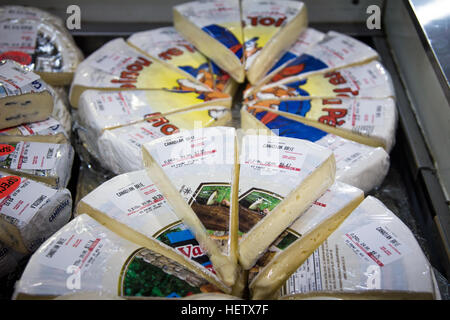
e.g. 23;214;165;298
278;196;438;299
13;214;222;299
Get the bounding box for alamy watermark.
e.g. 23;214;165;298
66;5;81;30
366;5;381;30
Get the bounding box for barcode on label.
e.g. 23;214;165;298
46;237;66;259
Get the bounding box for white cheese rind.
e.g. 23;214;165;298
237;134;335;270
0;171;72;254
278;196;437;300
249;181;364;299
142;127;239;286
13;214;222;299
242;0;308;84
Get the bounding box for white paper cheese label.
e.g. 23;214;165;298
0;21;37;54
0;177;57;224
89;53;134;75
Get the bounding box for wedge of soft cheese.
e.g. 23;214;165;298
242;0;307;84
69;38;211;108
128;27;215;90
0;60;54;130
249;181;364;299
0;18;83;86
0;171;72;254
277;196;438;300
97;107;232;174
244;30;379;98
263;28;324;85
0;133;74;188
250;60;395;101
246;97;398;151
237;134;335;270
76;169;230;293
77;89;231;139
142;127;239;286
241;107;390;193
13;214;226;299
173;0;245;83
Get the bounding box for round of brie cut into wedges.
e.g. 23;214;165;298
277;196;438;300
13;214;224;299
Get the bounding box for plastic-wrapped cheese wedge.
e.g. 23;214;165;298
277;196;438;300
75;169;230;294
0;240;24;278
0;19;83;86
242;0;308;84
238;134;335;270
0;60;54;130
173;0;245;83
248;181;364;299
97;107;232;174
13;214;225;299
128;27;215;89
263;28;324;85
0;171;72;254
241;107;390;193
142;127;239;287
244;31;379;98
0;133;74;188
77;89;231;140
246;97;398;151
251;60;395;101
69;38;211;108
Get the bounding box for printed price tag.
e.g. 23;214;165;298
343;222;411;267
0;60;40;90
